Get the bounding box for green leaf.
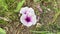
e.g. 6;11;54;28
30;30;49;34
0;28;6;34
15;0;25;12
0;19;7;25
47;32;55;34
0;0;8;11
57;32;60;34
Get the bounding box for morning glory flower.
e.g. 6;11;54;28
20;7;37;27
20;14;37;27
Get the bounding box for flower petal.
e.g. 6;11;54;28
31;15;37;25
28;8;35;15
20;7;29;14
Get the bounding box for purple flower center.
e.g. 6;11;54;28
25;16;31;22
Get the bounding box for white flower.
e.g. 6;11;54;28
20;7;37;27
20;14;37;27
20;7;35;15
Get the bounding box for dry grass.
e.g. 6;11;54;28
0;0;60;34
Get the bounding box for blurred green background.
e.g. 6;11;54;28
0;0;60;34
